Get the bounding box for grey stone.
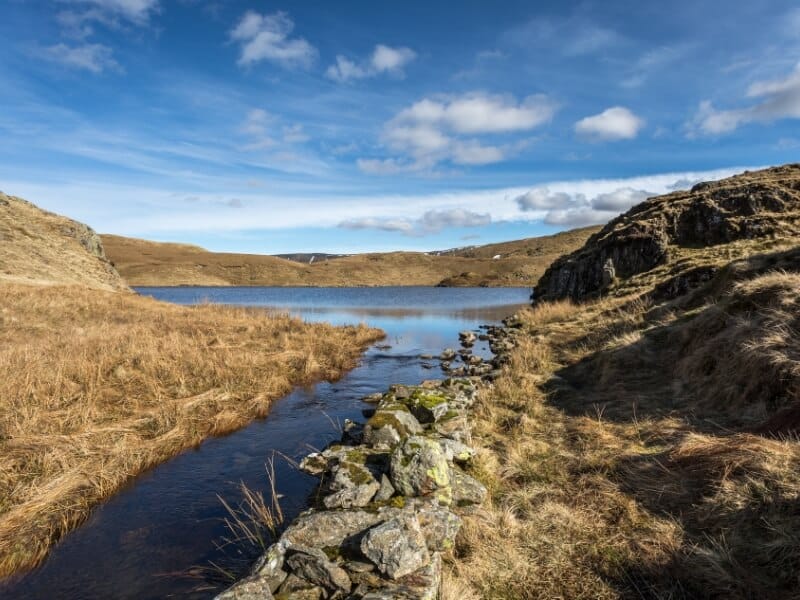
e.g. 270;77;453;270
285;545;352;595
251;541;289;593
389;436;451;504
411;501;462;552
360;514;431;580
275;574;324;599
439;348;457;361
323;461;380;509
439;438;475;464
373;474;396;502
450;468;488;506
282;510;385;549
357;552;441;599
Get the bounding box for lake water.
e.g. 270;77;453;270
0;286;530;599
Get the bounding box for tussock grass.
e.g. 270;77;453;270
450;253;800;598
0;283;382;578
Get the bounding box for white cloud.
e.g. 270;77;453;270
35;43;120;73
507;17;621;57
239;109;309;150
574;106;645;141
230;11;317;69
339;208;490;236
516;185;654;227
360;92;556;173
691;63;800;135
61;0;158;23
326;44;416;82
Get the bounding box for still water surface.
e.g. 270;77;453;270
1;286;529;599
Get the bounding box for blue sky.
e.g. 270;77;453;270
1;0;799;253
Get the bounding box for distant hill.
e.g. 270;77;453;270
101;227;600;288
274;253;350;264
0;193;126;290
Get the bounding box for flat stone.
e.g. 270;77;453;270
282;510;385;549
360;514;431;580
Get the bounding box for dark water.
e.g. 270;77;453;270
1;287;529;599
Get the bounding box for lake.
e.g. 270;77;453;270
0;286;530;599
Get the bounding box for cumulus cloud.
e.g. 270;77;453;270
230;11;317;69
35;43;120;73
360;92;556;173
339;208;490;236
574;106;644;141
690;63;800;135
516;186;653;226
326;44;416;82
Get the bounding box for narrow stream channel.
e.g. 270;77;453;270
1;287;530;599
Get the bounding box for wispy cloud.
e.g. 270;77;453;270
340;208;490;236
327;44;417;82
230;11;317;69
33;42;121;73
575;106;644;141
506;16;621;57
690;63;800;135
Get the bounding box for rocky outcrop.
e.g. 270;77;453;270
214;323;522;599
534;164;800;302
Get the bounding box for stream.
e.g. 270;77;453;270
1;286;530;599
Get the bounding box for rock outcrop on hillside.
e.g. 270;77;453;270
534;164;800;302
0;193;126;290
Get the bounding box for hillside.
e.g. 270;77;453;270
101;227;599;288
452;164;800;598
0;193;126;290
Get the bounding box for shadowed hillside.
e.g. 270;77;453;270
101;227;599;288
450;164;800;599
0;193;126;290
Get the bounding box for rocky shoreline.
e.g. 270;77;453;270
215;319;520;599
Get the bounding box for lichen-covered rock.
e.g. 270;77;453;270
410;501;462;552
450;468;488;506
406;390;449;424
275;574;324;599
363;408;423;449
322;460;380;509
433;414;472;444
285;545;352;595
389;436;452;504
373;474;396;502
216;574;275;599
360;514;431;579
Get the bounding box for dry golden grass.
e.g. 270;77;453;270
0;193;125;291
0;283;382;578
100;227;598;288
450;249;800;599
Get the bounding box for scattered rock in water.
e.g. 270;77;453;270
439;348;457;361
360;513;431;579
458;330;477;347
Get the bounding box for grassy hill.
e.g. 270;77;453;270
452;164;800;599
101;226;600;288
0;192;126;291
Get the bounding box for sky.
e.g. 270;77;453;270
1;0;799;254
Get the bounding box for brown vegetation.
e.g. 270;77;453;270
101;226;599;288
0;193;126;291
0;283;382;578
448;238;800;596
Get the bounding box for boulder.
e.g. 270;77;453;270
389;436;452;504
356;552;441;600
373;474;396;502
411;501;462;552
275;574;324;599
322;460;380;509
360;514;431;579
406;390;449;424
439;348;457;361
